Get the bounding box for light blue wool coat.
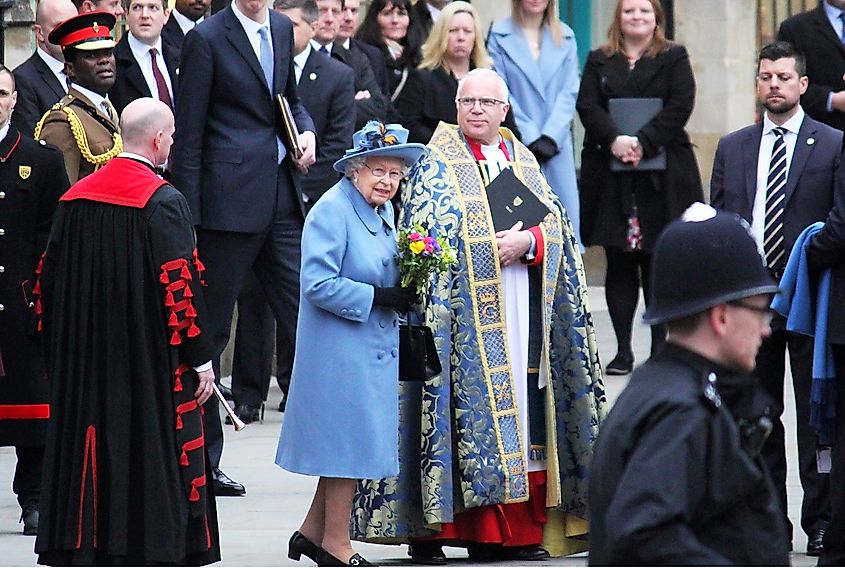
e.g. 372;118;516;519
487;17;582;244
275;178;401;479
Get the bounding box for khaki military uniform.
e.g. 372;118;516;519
35;88;122;185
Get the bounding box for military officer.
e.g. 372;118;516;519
0;64;70;535
35;11;122;184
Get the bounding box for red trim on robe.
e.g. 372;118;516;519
159;259;202;345
522;226;545;267
76;425;99;549
179;435;204;467
60;157;167;208
32;254;46;332
0;404;50;419
418;471;547;547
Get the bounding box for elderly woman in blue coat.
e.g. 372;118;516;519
487;0;582;244
275;121;425;567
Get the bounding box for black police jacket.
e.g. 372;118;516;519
588;343;789;566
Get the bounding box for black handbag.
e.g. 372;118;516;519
398;323;441;382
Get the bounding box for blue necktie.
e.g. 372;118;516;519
764;127;787;272
319;45;328;55
258;26;274;92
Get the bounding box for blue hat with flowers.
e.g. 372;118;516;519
333;121;426;173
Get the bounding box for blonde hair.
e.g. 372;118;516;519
603;0;671;58
510;0;563;46
419;1;492;72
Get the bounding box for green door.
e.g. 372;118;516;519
560;0;591;67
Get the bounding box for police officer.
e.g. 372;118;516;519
35;11;121;184
0;64;69;535
588;204;790;566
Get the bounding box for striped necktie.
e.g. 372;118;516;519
764;126;787;272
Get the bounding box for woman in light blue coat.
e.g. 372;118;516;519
487;0;582;244
276;122;425;567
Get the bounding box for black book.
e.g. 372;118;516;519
608;97;666;172
485;168;553;232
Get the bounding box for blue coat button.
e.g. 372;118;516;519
382;257;389;266
391;348;398;357
355;309;362;317
341;308;348;316
377;351;386;360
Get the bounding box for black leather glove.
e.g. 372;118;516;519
527;135;559;163
372;286;416;313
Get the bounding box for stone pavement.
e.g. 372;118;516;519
0;286;819;566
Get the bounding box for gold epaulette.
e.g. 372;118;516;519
34;97;122;166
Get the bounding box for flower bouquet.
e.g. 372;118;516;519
396;226;455;381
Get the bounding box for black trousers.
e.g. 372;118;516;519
197;215;302;468
12;445;43;507
755;315;830;540
820;346;845;565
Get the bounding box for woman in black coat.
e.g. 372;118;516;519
576;0;702;375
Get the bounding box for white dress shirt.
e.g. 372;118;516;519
293;43;311;84
752;107;805;256
171;9;203;35
72;83;114;119
231;0;272;61
127;32;174;102
36;47;69;94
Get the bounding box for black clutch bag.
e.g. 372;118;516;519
398;323;441;382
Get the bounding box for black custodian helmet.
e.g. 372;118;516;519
642;203;780;325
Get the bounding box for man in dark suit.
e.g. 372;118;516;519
710;42;840;556
779;1;845;131
337;0;389;96
171;0;316;497
110;0;178;114
161;0;212;66
12;0;78;136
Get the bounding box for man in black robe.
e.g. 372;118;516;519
589;206;789;566
35;98;220;565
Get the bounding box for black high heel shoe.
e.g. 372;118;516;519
315;548;374;566
288;531;321;562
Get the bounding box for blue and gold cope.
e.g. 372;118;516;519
352;123;606;541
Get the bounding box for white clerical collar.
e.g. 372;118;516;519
127;31;163;61
310;39;331;53
118;152;155;168
73;83;109;110
232;0;269;32
172;8;203;35
294;43;311;69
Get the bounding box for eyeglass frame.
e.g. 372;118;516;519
727;300;774;325
455;96;509;109
362;162;405;182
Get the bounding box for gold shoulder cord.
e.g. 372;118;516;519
34;104;122;165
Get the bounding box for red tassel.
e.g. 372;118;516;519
165;290;175;307
34;299;42;315
183;285;193;298
170;330;182;345
185;303;197;318
189;486;200;502
37;320;43;332
176;414;183;430
33;280;41;294
168;312;179;326
187;322;200;337
159;270;169;284
173;375;183;392
180;264;192;280
180;450;189;466
192;250;205;272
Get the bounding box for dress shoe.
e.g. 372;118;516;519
288;531;321;562
19;501;38;536
234;403;260;425
606;353;634;375
467;543;499;563
315;549;373;566
212;467;246;496
807;527;825;556
408;542;447;565
501;545;550;561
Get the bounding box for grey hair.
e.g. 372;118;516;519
344;155;412;179
456;68;509;101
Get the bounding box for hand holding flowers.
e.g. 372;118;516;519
397;226;456;298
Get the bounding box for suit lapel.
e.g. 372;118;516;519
812;5;845;57
299;49;323;92
33;54;66;99
270;11;289;96
783;117;818;206
223;7;268;89
742;125;763;210
537;27;573;92
493;21;544;98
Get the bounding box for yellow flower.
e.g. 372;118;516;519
409;241;425;255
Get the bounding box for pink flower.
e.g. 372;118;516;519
409;232;422;241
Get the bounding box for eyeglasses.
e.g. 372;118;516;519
363;163;404;182
728;301;774;325
455;96;507;109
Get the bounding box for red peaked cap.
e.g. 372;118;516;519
48;11;116;51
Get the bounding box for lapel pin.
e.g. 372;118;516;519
807;137;815;145
309;72;317;81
